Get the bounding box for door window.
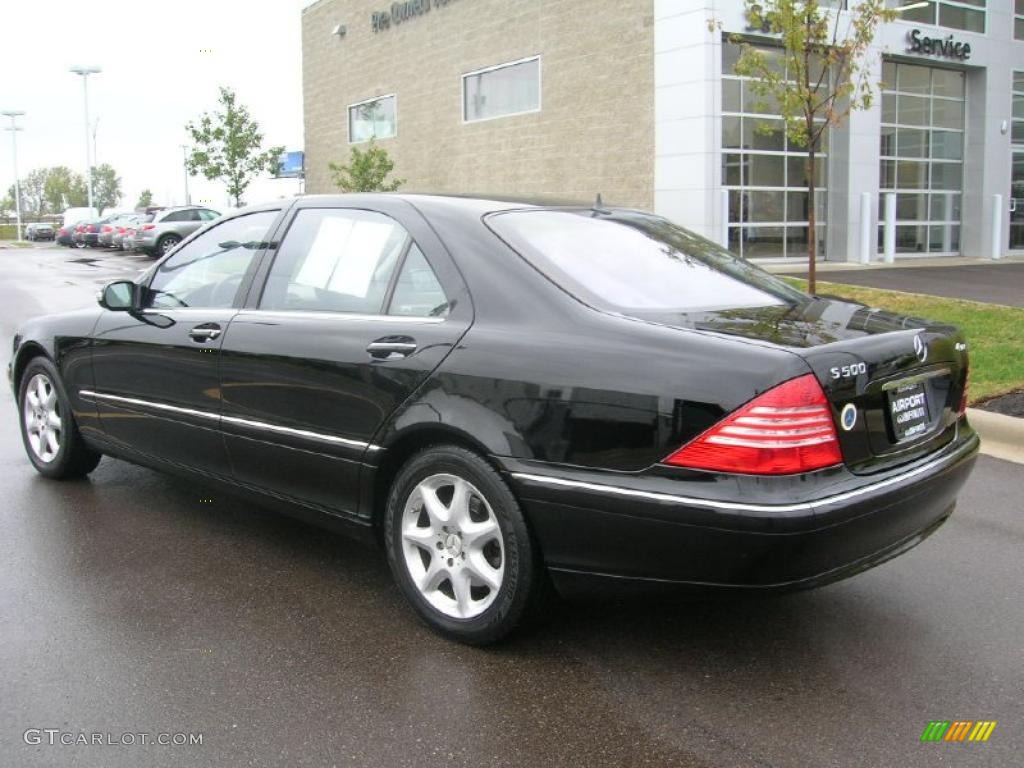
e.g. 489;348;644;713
144;211;277;309
387;244;449;317
260;208;410;313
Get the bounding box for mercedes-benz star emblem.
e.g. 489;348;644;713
913;334;928;363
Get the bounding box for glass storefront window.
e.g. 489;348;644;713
1010;73;1024;249
878;61;965;254
886;1;986;33
721;40;828;259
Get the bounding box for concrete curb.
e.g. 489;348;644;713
967;408;1024;465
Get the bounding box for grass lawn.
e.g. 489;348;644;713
782;278;1024;405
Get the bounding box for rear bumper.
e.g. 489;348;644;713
505;430;979;594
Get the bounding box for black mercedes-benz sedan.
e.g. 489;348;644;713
10;194;979;644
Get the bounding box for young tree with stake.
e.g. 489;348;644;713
186;87;284;208
727;0;896;294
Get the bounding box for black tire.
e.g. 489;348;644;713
17;357;102;479
73;241;86;249
385;445;546;645
157;234;181;256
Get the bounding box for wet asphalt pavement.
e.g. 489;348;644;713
781;261;1024;307
1;245;1022;768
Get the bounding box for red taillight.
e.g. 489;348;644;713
87;224;97;233
75;225;83;232
141;223;155;231
101;225;112;233
117;227;125;233
664;374;843;475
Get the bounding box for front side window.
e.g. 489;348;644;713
145;211;277;309
463;57;540;122
260;208;410;314
487;210;804;313
348;95;396;143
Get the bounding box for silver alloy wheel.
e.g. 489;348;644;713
160;236;180;255
401;473;505;619
23;373;62;464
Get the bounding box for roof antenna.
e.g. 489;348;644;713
592;192;610;215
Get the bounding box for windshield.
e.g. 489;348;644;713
486;209;808;314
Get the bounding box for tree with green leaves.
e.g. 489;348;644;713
185;87;284;208
329;140;405;193
43;166;87;213
728;0;896;294
136;189;154;209
19;169;48;219
89;164;122;215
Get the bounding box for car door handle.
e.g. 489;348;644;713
188;323;222;343
366;337;417;359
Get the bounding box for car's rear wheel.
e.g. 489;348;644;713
18;358;102;479
385;445;545;645
157;234;181;256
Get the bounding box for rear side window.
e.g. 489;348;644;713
486;210;804;313
388;244;449;317
260;208;410;314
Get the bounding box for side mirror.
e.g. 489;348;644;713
98;280;136;311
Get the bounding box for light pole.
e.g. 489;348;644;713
1;110;25;241
70;65;102;214
181;144;191;206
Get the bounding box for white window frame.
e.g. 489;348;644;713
347;93;398;145
461;55;542;125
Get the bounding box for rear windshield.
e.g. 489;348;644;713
486;210;806;313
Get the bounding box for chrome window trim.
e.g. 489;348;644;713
510;435;975;514
79;389;382;451
235;309;445;324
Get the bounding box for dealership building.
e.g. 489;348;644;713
301;0;1024;261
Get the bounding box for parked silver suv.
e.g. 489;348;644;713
133;206;221;257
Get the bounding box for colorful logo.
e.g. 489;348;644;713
840;403;858;431
920;721;997;742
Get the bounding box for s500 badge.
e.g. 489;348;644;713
830;362;867;380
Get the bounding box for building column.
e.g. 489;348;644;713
653;2;719;240
962;65;1013;259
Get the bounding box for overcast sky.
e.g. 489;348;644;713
1;0;315;213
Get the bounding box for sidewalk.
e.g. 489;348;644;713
766;255;1024;307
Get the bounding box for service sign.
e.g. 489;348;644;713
907;29;972;61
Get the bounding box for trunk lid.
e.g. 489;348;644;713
632;297;969;475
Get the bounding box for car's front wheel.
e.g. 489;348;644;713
385;445;545;645
18;358;102;479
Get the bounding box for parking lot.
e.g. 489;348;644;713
1;245;1021;767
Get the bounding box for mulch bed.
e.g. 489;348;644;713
975;390;1024;418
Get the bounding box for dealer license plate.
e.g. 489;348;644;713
888;382;931;442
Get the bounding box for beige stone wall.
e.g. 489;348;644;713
302;0;654;209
